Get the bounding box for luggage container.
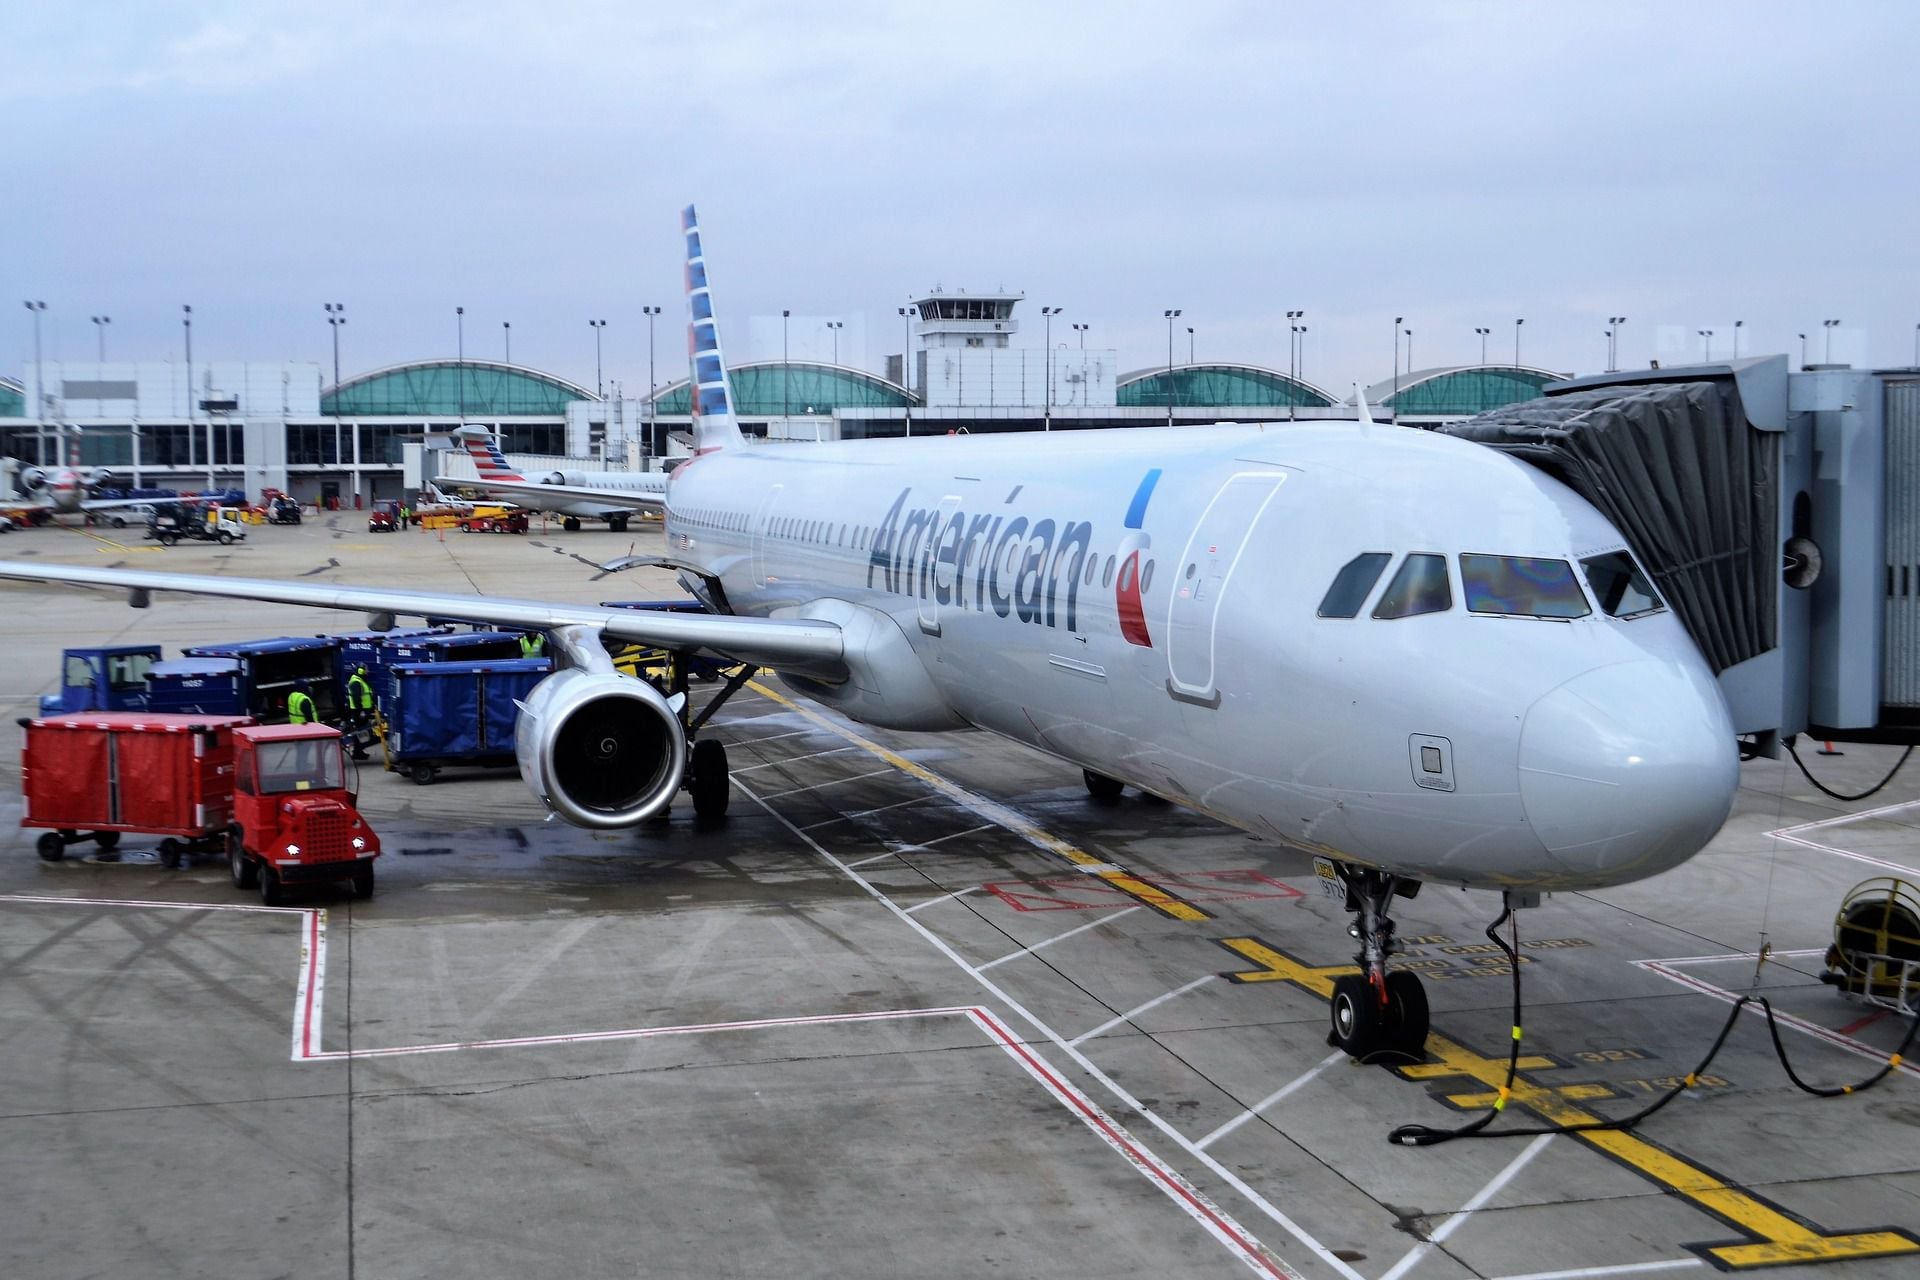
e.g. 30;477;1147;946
385;658;551;785
145;658;247;716
375;631;528;712
182;636;342;723
21;713;253;865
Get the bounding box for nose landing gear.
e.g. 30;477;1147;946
1325;864;1429;1061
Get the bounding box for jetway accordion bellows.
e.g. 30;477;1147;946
1884;380;1920;709
1440;379;1778;676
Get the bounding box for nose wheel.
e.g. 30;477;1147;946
1324;865;1429;1061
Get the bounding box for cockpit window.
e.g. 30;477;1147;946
1372;554;1452;619
1318;552;1391;618
1580;550;1666;619
1460;554;1591;619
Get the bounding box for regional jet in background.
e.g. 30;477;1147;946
435;425;666;532
9;463;176;520
0;206;1740;1059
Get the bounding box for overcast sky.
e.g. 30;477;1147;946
8;0;1917;399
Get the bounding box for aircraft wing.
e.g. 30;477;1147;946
0;561;845;676
78;496;169;512
435;475;665;511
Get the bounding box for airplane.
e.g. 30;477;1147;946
434;424;666;532
415;479;504;516
0;205;1739;1061
10;463;174;520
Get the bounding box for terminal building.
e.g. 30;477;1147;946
2;296;1566;505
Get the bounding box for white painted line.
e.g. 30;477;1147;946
1488;1259;1703;1280
842;851;902;869
1070;974;1218;1047
1635;956;1920;1079
835;794;946;822
921;821;999;848
734;776;1358;1280
756;766;899;801
1765;798;1920;876
905;885;981;915
1194;1050;1345;1151
731;745;861;774
0;892;306;917
841;824;1004;870
727;728;815;748
978;906;1143;971
1378;1134;1554;1280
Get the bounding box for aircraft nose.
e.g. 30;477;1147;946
1518;660;1738;883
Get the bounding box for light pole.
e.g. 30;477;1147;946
1698;329;1712;362
588;319;606;398
1041;306;1061;431
1514;317;1524;366
1798;333;1808;368
1404;328;1413;387
642;305;661;461
503;321;510;363
1824;318;1841;363
1606;316;1627;372
1475;327;1490;364
782;309;790;423
325;303;346;482
899;305;914;436
827;320;843;367
1285;310;1301;390
1072;322;1088;348
1913;322;1919;368
1392;315;1403;423
1163;309;1181;428
91;314;110;362
23;302;47;447
455;306;466;422
183;304;210;490
1732;319;1742;359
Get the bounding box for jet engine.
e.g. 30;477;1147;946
538;470;591;487
514;669;687;827
18;467;48;493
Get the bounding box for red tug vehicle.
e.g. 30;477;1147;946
21;713;380;904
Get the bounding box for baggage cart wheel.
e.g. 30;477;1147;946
409;763;437;786
36;832;65;862
157;838;182;869
94;830;121;850
227;826;258;889
690;738;731;820
350;864;376;900
157;533;177;546
258;864;284;907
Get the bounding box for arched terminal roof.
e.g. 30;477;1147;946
322;361;596;416
1362;365;1564;416
652;361;915;415
1117;363;1337;409
0;376;23;418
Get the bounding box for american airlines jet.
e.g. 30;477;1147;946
437;425;666;532
11;463;171;519
0;206;1739;1059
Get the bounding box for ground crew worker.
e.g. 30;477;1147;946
345;665;375;759
519;631;546;659
287;682;317;725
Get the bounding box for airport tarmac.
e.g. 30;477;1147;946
1;511;1917;1280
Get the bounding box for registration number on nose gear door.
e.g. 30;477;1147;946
1311;856;1346;902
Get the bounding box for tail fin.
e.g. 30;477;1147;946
453;424;525;481
682;205;746;453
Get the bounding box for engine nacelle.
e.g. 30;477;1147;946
514;669;686;828
86;467;115;489
19;468;48;493
539;471;568;485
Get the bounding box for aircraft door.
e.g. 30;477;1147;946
917;495;963;636
752;484;783;587
1165;471;1287;707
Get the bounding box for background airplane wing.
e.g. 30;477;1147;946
77;496;170;512
434;475;665;510
0;561;844;676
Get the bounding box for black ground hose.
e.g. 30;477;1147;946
1785;735;1914;804
1389;901;1920;1147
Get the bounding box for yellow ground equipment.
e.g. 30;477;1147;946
1822;877;1920;1014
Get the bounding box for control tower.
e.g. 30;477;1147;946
906;288;1113;411
911;288;1024;351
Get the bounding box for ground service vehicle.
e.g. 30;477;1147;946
105;503;154;528
226;723;379;903
21;713;252;866
38;645;162;715
267;495;302;525
144;657;247;715
369;499;401;532
375;630;527;711
147;501;246;545
385;658;550;784
183;636;342;722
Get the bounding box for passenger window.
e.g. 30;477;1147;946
1317;552;1391;618
1581;551;1665;618
1141;560;1155;593
1102;555;1115;588
1372;554;1452;619
1083;556;1097;587
1461;555;1591;618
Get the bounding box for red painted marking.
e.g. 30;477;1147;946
1839;1009;1890;1036
300;911;323;1059
985;869;1304;913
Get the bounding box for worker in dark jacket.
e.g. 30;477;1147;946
287;682;317;725
345;666;375;759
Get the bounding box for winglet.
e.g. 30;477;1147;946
1354;384;1375;428
682;205;746;453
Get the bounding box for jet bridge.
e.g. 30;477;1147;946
1439;356;1920;752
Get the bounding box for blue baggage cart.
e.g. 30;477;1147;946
385;658;552;785
144;657;247;715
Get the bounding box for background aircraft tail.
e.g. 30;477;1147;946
454;425;526;482
682;205;746;453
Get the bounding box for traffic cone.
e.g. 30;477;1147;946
1818;741;1843;756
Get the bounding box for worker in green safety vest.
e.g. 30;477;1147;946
519;632;546;659
287;682;317;725
345;666;375;759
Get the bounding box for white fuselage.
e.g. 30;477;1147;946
663;423;1738;892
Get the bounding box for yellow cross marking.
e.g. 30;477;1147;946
1215;936;1920;1268
747;679;1210;922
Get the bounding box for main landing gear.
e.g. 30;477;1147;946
663;656;760;822
1325;864;1429;1062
